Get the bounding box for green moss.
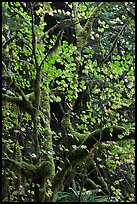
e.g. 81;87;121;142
52;161;72;197
21;162;36;177
86;178;98;189
15;141;22;162
9;159;36;178
68;146;89;164
61;114;87;143
39;186;46;202
36;161;55;181
74;17;93;50
40;89;55;178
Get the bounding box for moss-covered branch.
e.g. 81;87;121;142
72;2;105;51
40;91;55;176
59;113;135;195
64;125;134;172
61;113;86;145
2;94;34;116
7;159;36;178
36;90;55;201
61;113;134;163
82;125;134;150
62;114;134;147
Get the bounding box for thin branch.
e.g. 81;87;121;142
2;36;16;49
30;3;39;70
99;23;127;67
91;2;104;19
30;2;41;112
39;29;64;70
42;18;72;36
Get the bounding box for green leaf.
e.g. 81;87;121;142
68;90;74;95
128;70;134;76
57;86;65;91
111;186;115;191
56;96;61;102
116;55;121;60
109;127;113;133
93;61;97;67
91;118;96;123
15;2;21;7
98;27;105;33
118;134;124;139
91;49;95;54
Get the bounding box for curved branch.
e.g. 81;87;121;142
62;114;134;161
67;125;134;164
54;115;134;199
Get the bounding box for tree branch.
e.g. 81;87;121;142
30;2;39;70
39;29;64;70
73;2;105;51
99;23;127;67
62;114;134;159
2;94;34;116
30;3;41;156
2;35;16;49
67;125;134;164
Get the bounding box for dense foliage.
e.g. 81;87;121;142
2;2;135;202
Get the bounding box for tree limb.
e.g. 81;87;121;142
99;23;127;67
30;2;41;156
39;29;64;70
2;94;34;116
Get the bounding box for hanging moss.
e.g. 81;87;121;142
73;16;94;49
